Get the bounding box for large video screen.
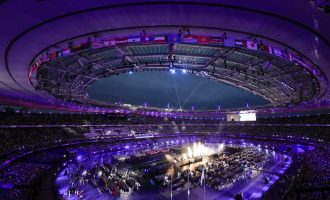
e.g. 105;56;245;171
239;112;256;121
227;111;256;121
226;114;240;121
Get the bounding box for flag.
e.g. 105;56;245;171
70;44;82;52
266;46;273;54
246;41;258;50
287;53;293;61
257;43;265;51
167;34;181;43
28;70;33;78
62;48;71;56
273;48;282;57
272;47;287;59
209;37;224;45
81;42;91;49
30;64;38;73
103;39;115;47
41;55;49;63
115;37;128;45
197;36;210;44
56;50;63;57
292;57;306;67
183;35;198;43
128;37;141;43
33;56;42;68
154;36;166;43
258;44;273;54
140;36;154;43
200;168;205;186
33;59;41;68
48;51;57;60
235;40;245;47
36;59;43;67
224;37;235;47
92;41;103;49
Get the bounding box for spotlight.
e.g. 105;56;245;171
182;69;187;73
129;71;133;74
170;69;176;74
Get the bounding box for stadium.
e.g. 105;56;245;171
0;1;329;200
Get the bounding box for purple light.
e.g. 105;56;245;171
0;183;13;189
76;155;83;162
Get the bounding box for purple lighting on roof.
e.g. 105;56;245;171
0;1;327;117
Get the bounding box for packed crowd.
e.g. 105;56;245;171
284;147;330;199
0;127;86;164
0;148;69;200
266;147;330;200
0;162;50;186
126;123;330;142
0;111;216;126
1;109;330;126
257;114;330;124
0;119;328;162
220;125;330;141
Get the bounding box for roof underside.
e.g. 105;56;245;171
0;0;329;114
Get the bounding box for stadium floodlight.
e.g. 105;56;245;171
182;69;187;73
129;71;133;74
170;69;176;74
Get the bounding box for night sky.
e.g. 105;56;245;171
87;71;269;110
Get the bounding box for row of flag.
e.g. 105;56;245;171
234;39;288;58
98;35;224;46
29;34;318;78
233;40;317;74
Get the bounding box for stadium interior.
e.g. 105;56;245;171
0;1;329;200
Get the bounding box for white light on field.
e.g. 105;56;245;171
188;146;193;158
98;171;103;177
170;69;175;74
186;142;214;158
182;69;187;73
218;143;225;152
165;154;173;162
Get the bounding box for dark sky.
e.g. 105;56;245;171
87;71;269;110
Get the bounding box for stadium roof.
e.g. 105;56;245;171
0;0;330;116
